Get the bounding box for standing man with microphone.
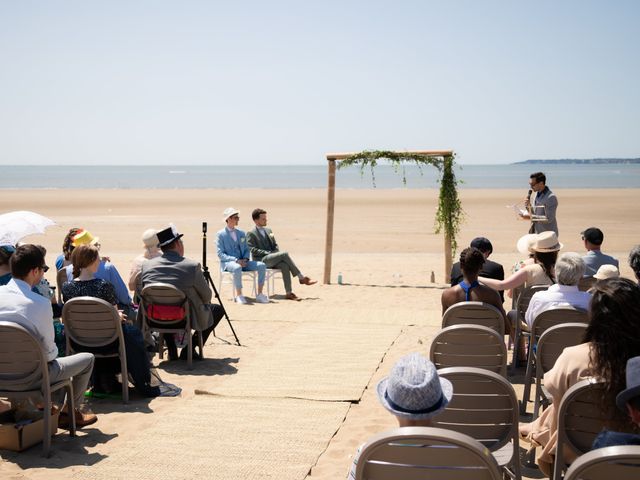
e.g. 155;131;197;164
519;171;559;236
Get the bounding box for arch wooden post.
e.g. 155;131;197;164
323;159;336;284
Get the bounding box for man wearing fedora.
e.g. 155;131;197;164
216;207;268;305
246;208;316;301
140;224;223;360
580;227;619;277
592;356;640;448
348;353;453;479
520;172;559;236
525;252;591;329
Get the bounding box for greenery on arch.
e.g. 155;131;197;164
337;150;464;253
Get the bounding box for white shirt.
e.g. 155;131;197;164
0;278;58;361
525;284;591;329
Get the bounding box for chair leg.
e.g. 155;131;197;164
42;397;51;457
67;383;76;437
120;347;129;404
521;348;535;414
187;328;193;370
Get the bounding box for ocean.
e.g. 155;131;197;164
2;163;639;189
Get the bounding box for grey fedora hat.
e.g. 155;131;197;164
616;356;640;411
376;353;453;420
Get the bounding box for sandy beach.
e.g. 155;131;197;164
1;187;638;479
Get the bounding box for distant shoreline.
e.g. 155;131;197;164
513;158;640;165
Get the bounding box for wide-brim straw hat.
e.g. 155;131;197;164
529;231;563;253
593;264;619;280
516;234;538;255
72;230;99;247
376;353;453;420
616;356;640;411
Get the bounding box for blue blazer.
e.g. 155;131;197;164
216;228;249;263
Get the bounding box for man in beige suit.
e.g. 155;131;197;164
246;208;316;300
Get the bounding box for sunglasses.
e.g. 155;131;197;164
41;265;50;273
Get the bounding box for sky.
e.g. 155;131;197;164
0;1;638;165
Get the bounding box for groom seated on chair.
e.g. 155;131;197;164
140;224;223;361
246;208;316;301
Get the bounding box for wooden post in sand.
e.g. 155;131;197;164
444;232;452;284
323;159;336;284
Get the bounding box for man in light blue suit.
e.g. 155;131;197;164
216;207;267;305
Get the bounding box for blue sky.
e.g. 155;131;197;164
0;1;638;165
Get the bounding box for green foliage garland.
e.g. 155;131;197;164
337;150;464;253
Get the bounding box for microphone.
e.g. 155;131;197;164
525;189;533;213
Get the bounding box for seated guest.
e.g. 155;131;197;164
525;252;591;329
217;207;268;305
450;237;504;301
63;230;133;313
520;278;640;476
581;227;619;277
0;244;15;285
592;356;640;448
55;227;83;270
593;264;619;283
141;224;224;360
128;228;161;292
347;353;453;479
441;247;506;320
629;245;640;284
0;244;97;427
63;244;159;397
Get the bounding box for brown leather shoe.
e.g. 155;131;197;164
59;407;98;429
299;276;317;286
285;292;299;300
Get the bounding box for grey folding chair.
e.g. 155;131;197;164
62;297;129;403
441;301;505;337
140;282;201;370
510;284;549;370
430;325;508;377
521;307;589;414
56;268;68;304
0;321;76;456
436;367;522;480
354;426;503;480
532;323;589;420
554;378;623;480
564;445;640;480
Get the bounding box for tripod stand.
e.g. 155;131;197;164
202;221;241;346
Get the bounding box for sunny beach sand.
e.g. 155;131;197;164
0;188;638;479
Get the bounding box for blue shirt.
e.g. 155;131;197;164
65;261;132;307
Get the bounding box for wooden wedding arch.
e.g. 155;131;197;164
322;150;462;284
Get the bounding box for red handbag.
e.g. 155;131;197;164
146;304;185;321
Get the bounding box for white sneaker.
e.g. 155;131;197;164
235;295;248;305
255;293;269;304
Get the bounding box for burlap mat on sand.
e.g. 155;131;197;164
200;322;402;401
73;395;350;480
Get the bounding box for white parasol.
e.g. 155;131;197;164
0;210;56;247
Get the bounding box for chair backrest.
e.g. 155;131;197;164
515;284;550;320
62;296;122;349
435;367;519;453
0;320;47;391
536;323;588;376
441;302;505;336
141;282;187;306
354;426;502;480
564;445;640;480
531;306;589;342
578;276;597;292
554;378;619;479
56;268;68;304
430;325;508;377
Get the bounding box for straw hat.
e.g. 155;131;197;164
516;234;538;255
72;230;99;247
529;231;563;253
376;353;452;420
616;356;640;411
593;264;619;280
141;229;159;249
223;207;240;222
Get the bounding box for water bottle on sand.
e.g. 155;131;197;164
337;272;343;285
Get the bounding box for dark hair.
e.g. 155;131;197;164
534;250;557;283
629;245;640;279
584;278;640;406
62;227;83;261
70;244;99;278
530;172;546;184
9;244;46;279
0;246;14;267
460;247;485;276
160;238;180;253
252;208;266;221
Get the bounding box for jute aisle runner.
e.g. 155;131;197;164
198;322;402;401
73;396;350;480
